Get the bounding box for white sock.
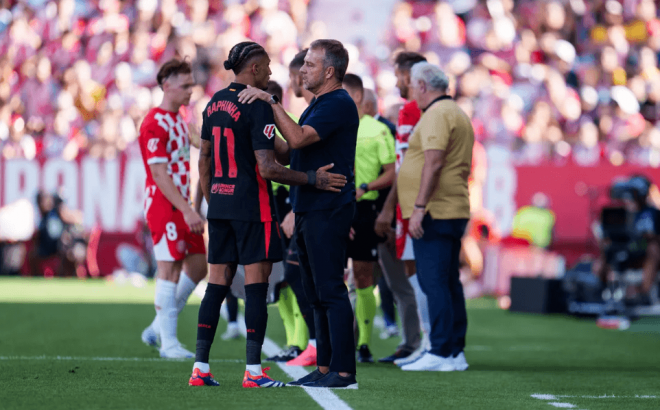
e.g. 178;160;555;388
150;272;197;336
409;274;431;336
155;279;178;350
308;339;317;348
227;321;239;330
175;272;197;312
246;364;262;376
193;362;210;373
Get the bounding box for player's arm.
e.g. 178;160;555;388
149;163;204;233
274;135;291;165
198;139;212;205
367;163;395;192
375;177;399;238
193;179;205;219
255;149;346;192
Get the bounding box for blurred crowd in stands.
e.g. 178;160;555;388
1;0;660;167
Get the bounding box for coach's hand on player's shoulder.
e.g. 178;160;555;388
315;163;347;193
374;209;394;238
184;208;205;234
237;85;271;104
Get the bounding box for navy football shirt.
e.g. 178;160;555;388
290;88;359;212
201;83;277;222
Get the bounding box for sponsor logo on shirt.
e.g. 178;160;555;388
263;124;276;139
147;138;159;153
211;183;235;195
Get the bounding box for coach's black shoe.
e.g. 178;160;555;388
378;348;413;363
287;369;327;387
302;372;358;389
266;346;303;362
357;344;373;363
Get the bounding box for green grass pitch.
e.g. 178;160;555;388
1;278;659;410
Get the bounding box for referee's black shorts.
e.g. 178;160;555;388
207;218;283;265
347;200;381;262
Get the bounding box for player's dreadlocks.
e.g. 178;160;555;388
223;42;268;74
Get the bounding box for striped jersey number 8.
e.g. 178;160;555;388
166;222;178;241
213;127;237;178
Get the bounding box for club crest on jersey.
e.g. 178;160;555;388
263;124;276;140
147;138;160;153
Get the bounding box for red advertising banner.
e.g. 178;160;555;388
485;146;660;266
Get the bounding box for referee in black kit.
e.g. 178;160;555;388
239;39;359;389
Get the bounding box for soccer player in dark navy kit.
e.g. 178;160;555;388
188;41;347;388
239;39;359;389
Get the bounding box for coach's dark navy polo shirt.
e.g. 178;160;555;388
290;88;358;213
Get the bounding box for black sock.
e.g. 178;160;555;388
244;283;269;365
226;292;238;323
285;262;316;340
195;283;230;363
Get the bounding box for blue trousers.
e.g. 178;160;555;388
412;215;469;358
295;201;357;373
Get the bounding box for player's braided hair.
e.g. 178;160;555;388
223;42;267;74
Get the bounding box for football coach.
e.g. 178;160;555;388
239;39;359;389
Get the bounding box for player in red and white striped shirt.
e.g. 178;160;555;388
138;59;207;359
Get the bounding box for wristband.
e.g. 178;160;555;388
414;204;426;211
360;183;370;192
307;170;317;186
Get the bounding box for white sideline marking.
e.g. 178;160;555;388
236;315;353;410
0;355;242;363
532;394;557;400
548;403;576;409
532;392;659;410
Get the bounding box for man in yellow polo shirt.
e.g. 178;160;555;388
342;73;396;363
385;62;474;372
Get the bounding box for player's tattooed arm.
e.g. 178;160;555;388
254;150;347;192
199;140;213;205
273;135;290;165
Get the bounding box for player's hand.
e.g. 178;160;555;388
281;211;295;238
356;188;365;200
184;209;205;234
409;208;425;240
315;163;347;192
349;227;356;241
374;209;394;238
237;85;271;104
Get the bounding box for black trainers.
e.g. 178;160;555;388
378;348;413;363
287;369;327;387
357;344;373;363
302;372;358;389
266;346;303;362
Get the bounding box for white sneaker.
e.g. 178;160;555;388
401;352;455;371
160;343;194;359
141;324;160;347
453;352;469;371
394;346;427;367
221;322;241;340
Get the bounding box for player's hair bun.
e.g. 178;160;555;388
223;60;233;70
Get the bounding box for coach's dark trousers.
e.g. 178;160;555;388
412;215;469;358
295;201;356;374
